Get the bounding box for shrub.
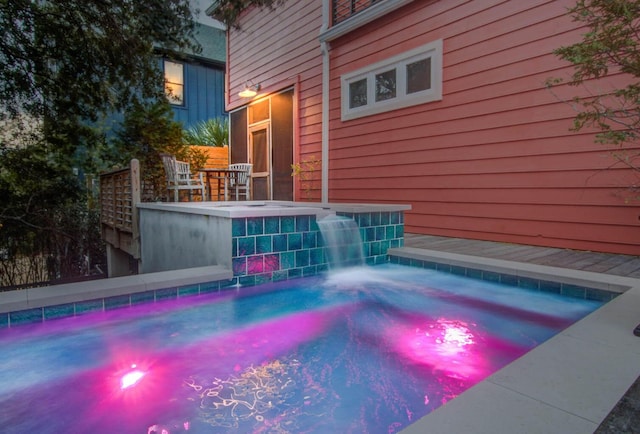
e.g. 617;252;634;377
183;117;229;147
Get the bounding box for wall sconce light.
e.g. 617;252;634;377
238;81;261;98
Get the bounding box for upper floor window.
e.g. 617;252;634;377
164;60;184;105
341;39;443;121
333;0;382;25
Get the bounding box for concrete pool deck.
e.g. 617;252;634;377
399;234;640;434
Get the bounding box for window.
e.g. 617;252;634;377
349;78;368;108
164;60;184;105
375;69;396;101
341;40;442;121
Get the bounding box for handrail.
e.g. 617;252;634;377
332;0;380;25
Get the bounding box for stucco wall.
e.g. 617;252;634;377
139;207;232;273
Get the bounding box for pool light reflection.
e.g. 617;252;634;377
392;317;488;380
120;364;146;390
431;319;475;356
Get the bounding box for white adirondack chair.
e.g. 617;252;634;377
228;163;252;200
161;154;206;202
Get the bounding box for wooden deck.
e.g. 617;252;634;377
404;234;640;279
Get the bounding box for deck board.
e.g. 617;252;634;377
403;234;640;278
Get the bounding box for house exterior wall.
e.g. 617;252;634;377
226;0;324;199
225;0;640;255
170;60;226;129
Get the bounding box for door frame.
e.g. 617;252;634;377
229;87;296;201
248;121;271;200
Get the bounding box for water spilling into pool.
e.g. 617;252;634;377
317;215;365;269
0;264;603;433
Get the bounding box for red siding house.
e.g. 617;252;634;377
211;0;640;255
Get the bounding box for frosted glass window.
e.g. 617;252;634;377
164;60;184;105
340;40;443;121
349;79;368;109
375;69;396;102
407;58;431;94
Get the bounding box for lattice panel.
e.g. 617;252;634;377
100;168;133;232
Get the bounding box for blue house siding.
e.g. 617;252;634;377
170;61;226;129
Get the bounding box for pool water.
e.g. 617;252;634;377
0;264;603;433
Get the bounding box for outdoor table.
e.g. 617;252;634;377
199;168;245;201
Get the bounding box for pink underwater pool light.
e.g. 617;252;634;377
120;364;146;390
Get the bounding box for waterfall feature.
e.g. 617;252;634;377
317;215;365;269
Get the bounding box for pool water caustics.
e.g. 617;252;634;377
0;264;603;433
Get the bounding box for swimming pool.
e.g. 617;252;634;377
0;263;604;433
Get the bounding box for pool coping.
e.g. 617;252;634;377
0;265;233;318
137;200;411;218
390;247;640;434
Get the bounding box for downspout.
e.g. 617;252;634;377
225;25;231;111
320;0;330;203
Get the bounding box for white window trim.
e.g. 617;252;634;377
341;39;443;121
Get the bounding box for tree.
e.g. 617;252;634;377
0;0;200;287
207;0;283;28
107;99;207;201
0;140;105;288
0;0;200;156
551;0;640;195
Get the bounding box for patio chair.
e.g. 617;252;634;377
228;163;253;200
161;154;206;202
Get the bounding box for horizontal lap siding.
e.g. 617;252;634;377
228;0;323;200
329;0;640;254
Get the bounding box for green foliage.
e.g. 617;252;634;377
208;0;284;28
183;117;229;147
108;100;210;200
0;142;104;288
0;0;199;158
291;155;321;201
108;99;190;201
552;0;640;147
0;0;202;287
551;0;640;198
555;1;640;82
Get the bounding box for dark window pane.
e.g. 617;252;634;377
375;69;396;102
349;79;368;108
249;100;269;124
251;129;268;173
407;58;431;94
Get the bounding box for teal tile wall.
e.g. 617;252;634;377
9;308;42;326
230;211;405;284
388;255;619;302
338;211;404;266
0;278;235;329
43;303;75;320
105;294;131;310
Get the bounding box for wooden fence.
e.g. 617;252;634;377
99;159;140;260
191;145;229;168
